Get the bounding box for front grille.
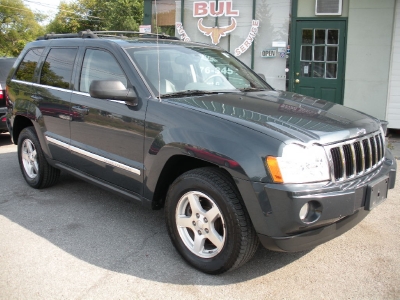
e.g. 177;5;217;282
326;132;385;182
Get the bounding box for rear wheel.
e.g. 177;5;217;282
18;127;60;189
165;167;259;274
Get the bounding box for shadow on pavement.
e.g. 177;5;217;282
0;151;308;284
0;133;12;146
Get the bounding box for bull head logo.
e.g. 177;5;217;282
197;17;237;45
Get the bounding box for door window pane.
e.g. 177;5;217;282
301;62;312;77
326;63;337;79
315;29;326;44
314;46;325;61
327;30;339;44
14;48;44;82
313;63;325;78
327;47;338;62
301;46;312;61
80;49;127;93
40;48;77;89
302;29;313;44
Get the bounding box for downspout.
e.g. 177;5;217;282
251;0;256;69
181;0;185;25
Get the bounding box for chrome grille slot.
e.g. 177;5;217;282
326;131;385;182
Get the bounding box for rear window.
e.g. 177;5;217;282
40;48;78;90
14;48;44;83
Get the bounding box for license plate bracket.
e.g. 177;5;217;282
365;176;389;211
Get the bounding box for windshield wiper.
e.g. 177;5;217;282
161;90;224;98
239;87;266;92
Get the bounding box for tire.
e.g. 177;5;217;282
17;127;60;189
165;167;259;274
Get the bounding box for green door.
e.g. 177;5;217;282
294;20;346;104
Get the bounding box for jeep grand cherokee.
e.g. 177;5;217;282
6;31;397;274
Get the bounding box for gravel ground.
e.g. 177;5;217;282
0;132;399;300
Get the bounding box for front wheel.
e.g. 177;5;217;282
18;127;60;189
165;167;259;274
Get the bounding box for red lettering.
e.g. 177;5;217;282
194;2;208;17
225;1;239;16
209;1;225;17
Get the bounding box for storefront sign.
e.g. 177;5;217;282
176;22;191;42
198;17;237;45
139;25;151;33
193;1;239;17
235;20;260;57
261;49;276;58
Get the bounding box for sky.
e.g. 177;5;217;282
24;0;63;23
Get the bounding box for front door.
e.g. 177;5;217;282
293;20;346;104
69;47;146;195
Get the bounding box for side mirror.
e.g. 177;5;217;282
258;73;266;81
89;80;138;106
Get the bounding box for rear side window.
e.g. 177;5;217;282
40;48;78;89
14;48;44;82
79;49;127;93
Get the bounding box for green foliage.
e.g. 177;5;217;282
47;0;144;33
0;0;44;56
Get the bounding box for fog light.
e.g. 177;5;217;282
299;203;309;220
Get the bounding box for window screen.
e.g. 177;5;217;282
14;48;44;82
40;48;77;89
79;49;127;93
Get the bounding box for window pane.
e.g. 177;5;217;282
301;62;311;77
326;63;337;79
315;29;326;44
301;46;312;61
327;30;339;44
313;62;325;78
15;48;44;82
40;48;77;89
327;47;338;62
302;29;313;44
80;49;127;93
314;46;325;61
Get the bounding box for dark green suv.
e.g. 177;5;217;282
6;31;397;274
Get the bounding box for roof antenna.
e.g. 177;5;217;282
155;0;161;101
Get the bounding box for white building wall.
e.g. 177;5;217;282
343;0;396;121
387;0;400;129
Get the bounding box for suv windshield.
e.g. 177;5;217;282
125;46;272;96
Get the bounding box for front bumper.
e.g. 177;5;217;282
255;150;397;252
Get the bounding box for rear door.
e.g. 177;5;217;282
69;45;146;195
36;46;78;163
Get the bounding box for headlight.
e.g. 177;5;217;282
380;125;386;148
266;144;330;184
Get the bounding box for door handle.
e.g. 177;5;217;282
71;106;89;115
295;79;300;84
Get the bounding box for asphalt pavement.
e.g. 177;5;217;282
0;132;399;299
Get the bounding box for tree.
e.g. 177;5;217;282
47;0;144;33
0;0;44;56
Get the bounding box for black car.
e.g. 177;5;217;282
6;31;397;274
0;57;16;132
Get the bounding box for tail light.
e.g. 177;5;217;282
5;85;10;107
0;83;3;101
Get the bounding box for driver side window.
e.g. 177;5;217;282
80;49;127;93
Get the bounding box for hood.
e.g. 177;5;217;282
165;90;381;145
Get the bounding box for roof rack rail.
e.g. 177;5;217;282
36;30;180;41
